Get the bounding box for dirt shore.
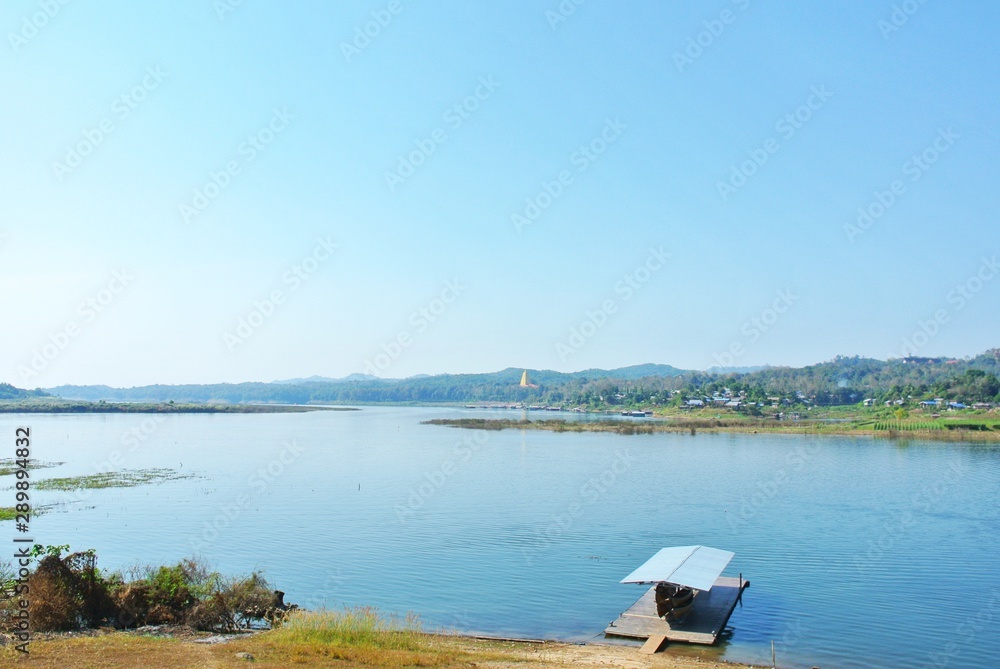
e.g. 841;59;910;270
5;629;759;669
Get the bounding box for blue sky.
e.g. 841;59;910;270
2;1;998;386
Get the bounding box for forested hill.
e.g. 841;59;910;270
732;351;1000;402
0;383;49;400
43;365;688;405
28;349;1000;406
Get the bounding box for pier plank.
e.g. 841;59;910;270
639;634;669;654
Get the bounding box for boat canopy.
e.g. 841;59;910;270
620;545;734;591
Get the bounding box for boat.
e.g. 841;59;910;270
669;601;695;621
670;588;694;608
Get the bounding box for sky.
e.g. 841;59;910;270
2;1;998;387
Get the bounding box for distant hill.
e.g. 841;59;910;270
571;363;687;380
270;374;381;384
39;349;1000;406
708;365;770;374
44;364;692;404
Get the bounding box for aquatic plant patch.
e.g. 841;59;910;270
34;468;200;491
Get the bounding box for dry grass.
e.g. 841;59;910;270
0;633;738;669
1;630;521;669
0;609;499;668
1;609;744;669
2;635;213;668
238;607;474;667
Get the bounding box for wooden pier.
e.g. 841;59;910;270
604;576;749;645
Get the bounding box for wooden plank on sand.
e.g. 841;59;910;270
639;634;668;654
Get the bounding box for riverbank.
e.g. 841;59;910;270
0;399;355;413
423;415;1000;442
6;627;752;669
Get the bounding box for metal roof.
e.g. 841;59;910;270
620;546;734;591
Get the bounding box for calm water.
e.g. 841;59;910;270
5;407;999;669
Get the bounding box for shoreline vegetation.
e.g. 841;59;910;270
0;399;355;414
423;413;1000;442
1;549;749;669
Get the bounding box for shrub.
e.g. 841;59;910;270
0;548;288;634
186;571;278;632
27;557;80;631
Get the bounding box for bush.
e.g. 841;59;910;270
0;547;289;634
185;572;276;632
27;556;80;631
25;551;117;631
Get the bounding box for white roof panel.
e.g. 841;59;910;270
620;545;734;591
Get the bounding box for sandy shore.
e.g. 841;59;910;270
449;637;753;669
7;629;762;669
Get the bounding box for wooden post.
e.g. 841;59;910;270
771;639;776;668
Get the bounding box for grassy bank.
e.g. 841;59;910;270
3;609;744;669
424;414;1000;442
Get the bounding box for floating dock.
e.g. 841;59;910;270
604;576;749;645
